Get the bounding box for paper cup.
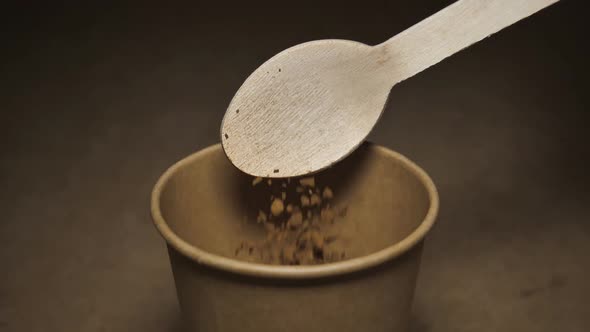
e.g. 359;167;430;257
151;142;438;332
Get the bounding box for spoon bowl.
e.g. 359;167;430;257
221;40;391;178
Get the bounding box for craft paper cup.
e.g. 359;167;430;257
151;142;438;332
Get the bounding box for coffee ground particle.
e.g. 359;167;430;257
236;177;347;265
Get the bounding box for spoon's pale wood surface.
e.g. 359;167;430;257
221;0;559;178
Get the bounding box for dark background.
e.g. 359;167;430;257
1;1;588;331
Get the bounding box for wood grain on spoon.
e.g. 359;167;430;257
221;0;559;178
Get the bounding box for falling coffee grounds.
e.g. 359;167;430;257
235;176;348;265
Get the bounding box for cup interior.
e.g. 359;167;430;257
154;142;436;267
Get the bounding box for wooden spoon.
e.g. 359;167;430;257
221;0;559;178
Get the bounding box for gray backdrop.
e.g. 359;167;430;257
1;1;588;331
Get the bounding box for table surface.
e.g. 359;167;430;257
1;2;588;331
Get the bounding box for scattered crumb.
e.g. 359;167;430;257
299;177;315;187
236;176;347;265
310;193;321;206
322;187;333;200
257;210;267;223
287;211;303;228
270;198;284;216
300;195;310;207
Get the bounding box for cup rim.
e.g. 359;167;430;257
151;143;439;279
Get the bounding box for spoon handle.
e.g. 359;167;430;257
378;0;559;86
